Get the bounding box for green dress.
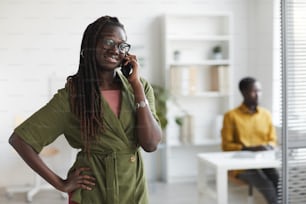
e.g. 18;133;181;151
14;72;160;204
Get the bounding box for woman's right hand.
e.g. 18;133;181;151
61;167;96;193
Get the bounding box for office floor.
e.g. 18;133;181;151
0;182;266;204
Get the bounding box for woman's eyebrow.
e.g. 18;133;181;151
98;35;125;41
99;33;113;37
102;39;126;44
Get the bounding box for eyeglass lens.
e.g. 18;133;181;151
103;39;130;54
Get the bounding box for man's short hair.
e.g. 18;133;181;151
239;77;257;93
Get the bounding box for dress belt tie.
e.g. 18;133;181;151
80;148;138;204
105;152;119;204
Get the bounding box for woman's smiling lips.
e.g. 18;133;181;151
104;54;118;64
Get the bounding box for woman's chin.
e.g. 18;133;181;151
97;65;118;72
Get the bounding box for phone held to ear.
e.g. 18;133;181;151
121;59;133;78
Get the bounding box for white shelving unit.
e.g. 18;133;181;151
161;13;233;182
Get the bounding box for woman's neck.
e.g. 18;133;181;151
98;70;121;90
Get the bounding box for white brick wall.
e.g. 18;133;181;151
0;0;275;186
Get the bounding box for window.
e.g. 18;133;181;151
280;0;306;203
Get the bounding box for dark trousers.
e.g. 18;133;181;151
237;168;279;204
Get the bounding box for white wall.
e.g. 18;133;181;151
0;0;276;187
247;0;275;111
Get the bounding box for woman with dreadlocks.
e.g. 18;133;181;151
9;16;162;204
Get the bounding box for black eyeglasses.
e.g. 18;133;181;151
102;39;131;54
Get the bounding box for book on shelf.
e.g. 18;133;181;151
210;65;229;94
170;66;198;95
178;114;194;145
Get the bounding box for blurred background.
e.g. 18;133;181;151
1;0;296;203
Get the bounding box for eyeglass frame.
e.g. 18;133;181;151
100;38;131;54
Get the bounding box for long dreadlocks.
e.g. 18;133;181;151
67;16;125;154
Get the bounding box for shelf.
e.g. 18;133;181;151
162;13;232;183
172;91;230;98
167;35;230;41
169;60;230;66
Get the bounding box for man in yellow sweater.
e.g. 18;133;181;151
221;77;279;204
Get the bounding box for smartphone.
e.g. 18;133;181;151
121;58;133;78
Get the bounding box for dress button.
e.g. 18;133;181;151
130;155;136;163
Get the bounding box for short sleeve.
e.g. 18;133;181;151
140;78;161;125
14;87;70;153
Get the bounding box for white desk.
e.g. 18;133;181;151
197;151;280;204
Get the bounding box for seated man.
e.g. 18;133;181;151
221;77;279;204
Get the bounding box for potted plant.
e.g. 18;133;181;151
152;84;169;130
152;85;194;144
212;45;222;60
175;114;194;144
173;50;181;61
